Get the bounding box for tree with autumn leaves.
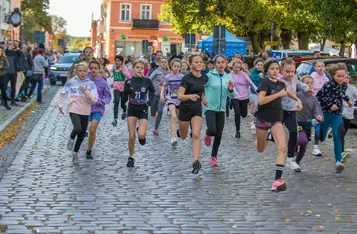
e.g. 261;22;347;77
160;0;357;55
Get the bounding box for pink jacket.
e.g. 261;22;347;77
311;71;329;96
231;71;257;100
112;65;132;92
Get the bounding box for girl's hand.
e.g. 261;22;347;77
202;98;208;106
330;104;338;111
228;80;234;91
348;100;353;108
278;88;287;97
296;100;303;111
160;97;166;103
79;86;87;92
316;115;323;122
190;94;200;101
306;88;314;95
259;73;263;78
59;108;65;116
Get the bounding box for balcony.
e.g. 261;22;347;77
132;19;159;30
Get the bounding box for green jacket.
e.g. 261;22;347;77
204;69;235;112
249;67;262;94
0;56;9;77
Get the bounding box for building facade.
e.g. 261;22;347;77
0;0;11;41
93;0;184;62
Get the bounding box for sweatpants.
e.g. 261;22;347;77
320;112;344;163
231;99;249;132
113;90;126;119
154;101;165;130
0;75;8;104
206;110;225;157
70;113;89;153
296;122;312;165
342;117;351;152
282;110;298;158
5;73;17;100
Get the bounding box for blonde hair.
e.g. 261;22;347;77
229;58;248;74
76;62;89;73
328;63;347;77
301;75;314;84
170;58;182;68
132;60;145;68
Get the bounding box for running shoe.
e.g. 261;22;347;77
121;112;127;120
209;156;218;167
67;138;74;151
171;137;178;146
342;152;350;163
111;119;117;127
204;130;212;146
250;121;256;134
266;130;274;142
72;151;79;165
335;162;344;173
294;167;302;172
127;157;135;167
192;160;201;174
139;137;146;146
271;179;287;192
313;148;322;157
86;150;93;159
286;158;301;170
153;129;159;136
235;131;241;138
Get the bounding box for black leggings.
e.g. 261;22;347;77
113;90;127;119
342;117;351;152
0;75;8;105
70;113;89;152
231;99;249;132
206;110;225;157
283;110;298;158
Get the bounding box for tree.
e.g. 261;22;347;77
68;37;91;50
51;15;67;34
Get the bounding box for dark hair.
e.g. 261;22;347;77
207;60;214;65
83;46;93;53
313;51;320;55
214;54;227;64
281;58;296;68
26;47;32;53
263;58;279;75
89;60;101;68
115;55;124;63
188;54;203;64
253;58;265;66
156;50;163;55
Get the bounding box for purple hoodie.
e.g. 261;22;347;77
90;74;112;115
231;71;257;100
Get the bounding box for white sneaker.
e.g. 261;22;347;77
171;137;178;146
286;158;301;170
72;151;79;165
67;138;75;151
313;148;322;157
250;122;256;134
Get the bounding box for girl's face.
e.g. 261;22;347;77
255;62;263;71
115;59;122;67
215;57;226;73
207;63;214;70
171;62;181;74
232;62;242;73
303;77;314;90
156;52;163;61
282;64;295;80
90;63;100;77
161;59;169;69
190;56;203;71
99;58;104;64
267;63;280;79
84;48;93;59
182;62;188;71
77;66;89;80
315;62;325;73
134;63;144;77
334;70;346;85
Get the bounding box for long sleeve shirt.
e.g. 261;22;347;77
317;79;350;114
278;75;309;111
231;70;257;100
342;84;357;119
311;71;329;96
33;54;49;74
123;76;155;110
149;67;169;96
90;75;112;115
296;92;323;122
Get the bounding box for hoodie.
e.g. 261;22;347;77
90;74;112;116
278;75;309;111
249;67;263;93
204;69;235;112
231;70;257;100
317;79;349;115
311;71;329;96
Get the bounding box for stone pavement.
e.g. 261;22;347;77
0;89;357;233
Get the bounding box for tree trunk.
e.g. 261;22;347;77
339;39;346;57
248;31;263;54
297;32;310;50
280;28;292;49
320;37;327;51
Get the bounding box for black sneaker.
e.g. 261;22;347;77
11;100;18;106
294;168;301;172
192;160;201;174
190;132;192;138
86;150;93;159
127;157;135;167
121;112;127;120
139;137;146;146
235;131;241;138
111;119;117;127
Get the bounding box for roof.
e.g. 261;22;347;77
200;30;246;43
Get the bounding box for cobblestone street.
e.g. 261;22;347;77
1;89;357;233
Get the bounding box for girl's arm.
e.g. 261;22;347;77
245;74;257;91
160;84;168;100
258;90;285;105
122;80;130;105
287;89;303;110
178;87;198;101
122;65;132;78
100;83;112;105
84;86;98;105
56;93;66;109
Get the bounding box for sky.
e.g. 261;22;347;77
49;0;101;37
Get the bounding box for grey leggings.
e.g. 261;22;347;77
154;101;165;130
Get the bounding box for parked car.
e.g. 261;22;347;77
268;50;330;60
49;53;80;85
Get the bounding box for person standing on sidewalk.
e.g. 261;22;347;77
27;49;48;104
0;47;10;110
23;47;33;97
5;40;19;106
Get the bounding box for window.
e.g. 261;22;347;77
141;4;151;20
120;4;131;22
296;63;312;77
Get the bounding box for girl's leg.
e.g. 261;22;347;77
319;113;332;142
313;122;322;156
113;90;120;120
178;120;190;140
231;99;241;133
150;95;160;116
138;118;148;145
127;116;137;157
120;91;127;117
283;111;298;159
211;112;225;158
342;118;351;152
88;119;99;151
256;128;268;153
191;116;202;173
73;115;89;153
205;110;216;146
69;113;82;140
240;99;249;118
295;131;308;165
169;105;178;137
331;114;343;163
270;122;287;191
226;96;230;117
154;101;165;132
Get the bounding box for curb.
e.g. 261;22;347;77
0;87;50;134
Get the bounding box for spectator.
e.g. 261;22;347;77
15;44;29;100
313;51;321;59
27;49;48;104
5;39;19;105
0;42;5;50
0;47;10;109
23;47;33;97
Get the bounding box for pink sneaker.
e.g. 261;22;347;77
155;111;158;117
204;130;212;146
209;156;218;166
271;179;287;192
153;129;159;136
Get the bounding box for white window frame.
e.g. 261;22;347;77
120;3;131;22
140;4;152;20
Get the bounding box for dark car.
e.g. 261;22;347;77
49;53;80;85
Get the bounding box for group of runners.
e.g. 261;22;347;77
56;47;357;192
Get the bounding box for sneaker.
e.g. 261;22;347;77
271;179;287;192
171;137;178;146
294;167;302;172
192;160;201;174
235;131;241;138
121;112;127;120
67;138;75;151
266;130;274;142
153;129;159;136
85;132;88;137
313;148;322;157
127;157;135;167
111;119;118;127
72;151;79;165
286;158;301;170
139;137;146;146
204;130;212;146
335;162;344;173
341;152;350;163
250;121;256;134
328;129;333;138
209;156;218;167
86;150;93;159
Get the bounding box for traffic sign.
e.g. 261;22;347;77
121;35;126;40
265;41;279;46
163;36;168;42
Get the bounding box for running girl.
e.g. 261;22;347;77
122;60;155;167
230;59;257;138
111;55;131;127
181;60;190;75
86;61;112;159
177;54;208;174
204;55;235;166
160;58;184;146
255;59;301;192
57;62;98;165
317;63;353;173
